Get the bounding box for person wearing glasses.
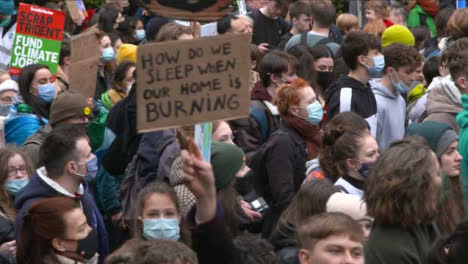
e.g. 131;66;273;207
0;146;33;260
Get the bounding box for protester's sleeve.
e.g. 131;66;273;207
264;135;296;212
187;204;241;264
95;166;122;215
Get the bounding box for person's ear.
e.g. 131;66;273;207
455;76;468;94
66;160;78;175
345;158;358;170
292;17;298;25
52;238;68;252
357;55;368;67
298;248;311;264
289;105;300;116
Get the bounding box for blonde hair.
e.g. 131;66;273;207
336;13;358;33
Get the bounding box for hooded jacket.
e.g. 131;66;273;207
456;94;468;212
14;168;109;263
326;75;378;136
370;78;406;150
424;76;462;132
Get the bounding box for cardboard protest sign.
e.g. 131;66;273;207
69;29;100;97
70;29;100;62
137;34;251;133
66;0;88;22
68;57;99;98
143;0;231;21
9;4;65;76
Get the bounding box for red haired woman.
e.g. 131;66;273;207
252;78;322;237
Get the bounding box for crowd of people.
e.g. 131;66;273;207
0;0;467;263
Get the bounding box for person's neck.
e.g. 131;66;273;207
311;26;329;37
266;85;276;101
55;174;81;195
290;26;301;35
381;75;397;95
347;67;370;85
347;170;365;183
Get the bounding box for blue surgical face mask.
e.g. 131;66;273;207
37;83;56;103
298;101;323;126
74;156;98;180
366;55;385;77
101;47;115;63
136;29;145;41
0;103;12;116
0;16;11;28
391;72;409;94
5;177;29;195
142;218;180;241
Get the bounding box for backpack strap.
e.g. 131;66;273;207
336;185;349;194
300;32;308;46
315;36;333;46
250;102;270;142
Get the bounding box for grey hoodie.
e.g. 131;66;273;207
371;78;406;150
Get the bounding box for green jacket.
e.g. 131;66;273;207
407;5;437;38
365;223;439;264
456;94;468;213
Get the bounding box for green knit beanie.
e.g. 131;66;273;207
211;141;245;190
406;121;458;158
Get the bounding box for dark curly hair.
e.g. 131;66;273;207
364;136;440;228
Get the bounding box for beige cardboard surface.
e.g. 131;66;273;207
69;56;98;98
137;34;251;133
70;29;100;62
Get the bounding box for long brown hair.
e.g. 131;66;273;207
17;197;81;264
0;146;34;219
364;136;440;228
437;175;465;235
276;180;339;232
217;178;245;237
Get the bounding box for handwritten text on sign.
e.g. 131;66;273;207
137;34;251;132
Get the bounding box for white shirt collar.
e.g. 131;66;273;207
37;167;84;197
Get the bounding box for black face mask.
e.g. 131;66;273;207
74;227;98;260
316;71;334;90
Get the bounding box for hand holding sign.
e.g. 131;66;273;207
181;149;216;223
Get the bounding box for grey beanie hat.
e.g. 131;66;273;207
436;129;458;158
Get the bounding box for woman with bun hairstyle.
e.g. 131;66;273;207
307;112;370;183
321;120;379;197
